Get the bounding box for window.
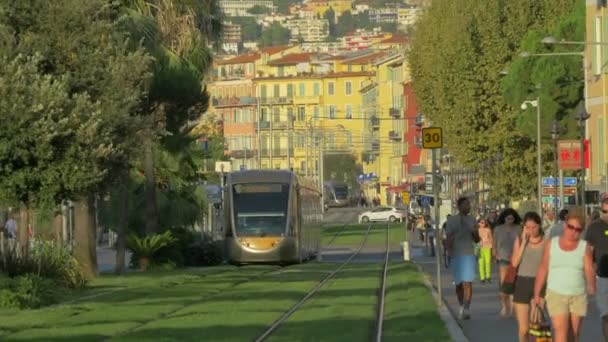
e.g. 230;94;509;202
287;84;294;97
274;84;280;97
313;83;320;96
273;107;280;122
295;134;306;148
261;85;267;99
345;81;352;95
314;106;320;118
599;118;605;177
345;105;352;119
287;107;294;122
299;83;305;97
328;105;336;119
235;109;242;123
278;66;285;77
348;65;352;72
247;63;254;75
298;106;305;121
328;82;335;96
260;108;268;122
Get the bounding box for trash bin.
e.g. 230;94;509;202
400;241;410;261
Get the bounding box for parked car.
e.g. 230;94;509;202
358;207;405;223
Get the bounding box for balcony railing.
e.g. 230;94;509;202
230;149;257;159
294;96;323;104
260;148;295;157
389;108;401;118
370;116;380;129
389;131;402;141
212;96;256;107
259;96;294;105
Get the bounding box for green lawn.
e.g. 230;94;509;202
322;223;407;248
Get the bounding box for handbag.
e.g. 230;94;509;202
529;304;552;341
500;264;517;294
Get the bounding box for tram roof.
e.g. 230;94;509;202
227;170;296;184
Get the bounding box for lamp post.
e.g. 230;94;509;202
574;102;590;213
521;98;543;216
551;120;560;217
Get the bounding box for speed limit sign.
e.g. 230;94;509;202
421;127;443;149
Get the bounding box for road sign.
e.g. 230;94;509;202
425;172;433;192
421;127;443;149
558;140;589;170
542;177;578;187
215;161;232;173
401;192;410;205
542;187;576;196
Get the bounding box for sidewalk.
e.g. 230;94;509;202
409;238;603;342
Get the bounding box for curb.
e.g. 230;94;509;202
414;262;470;342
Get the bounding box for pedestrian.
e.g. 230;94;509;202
543;210;555;233
493;207;521;318
477;218;493;284
585;197;608;340
534;208;596;342
511;212;546;342
547;208;568;240
445;196;479;320
488;209;499;230
4;217;17;251
424;214;435;257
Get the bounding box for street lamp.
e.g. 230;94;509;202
521;98;543;216
574;101;590;213
551;119;560;217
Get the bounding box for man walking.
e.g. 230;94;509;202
445;197;479;320
4;216;17;250
585;197;608;341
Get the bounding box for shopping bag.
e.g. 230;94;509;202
500;264;517;294
529;304;552;341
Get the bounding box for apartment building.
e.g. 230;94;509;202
285;19;330;43
220;0;275;17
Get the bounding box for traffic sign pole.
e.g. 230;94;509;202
432;147;442;305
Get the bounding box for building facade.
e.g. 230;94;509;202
220;0;276;17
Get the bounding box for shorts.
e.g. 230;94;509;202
451;255;476;285
545;289;587;317
498;259;510;267
597;277;608;318
513;276;545;304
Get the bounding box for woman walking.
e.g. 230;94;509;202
534;209;596;342
511;212;546;342
493;208;521;318
477;218;493;283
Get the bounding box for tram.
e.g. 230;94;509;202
323;180;350;210
224;170;323;264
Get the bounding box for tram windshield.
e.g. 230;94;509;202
232;183;290;237
334;185;348;200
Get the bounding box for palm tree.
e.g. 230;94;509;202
117;0;223;235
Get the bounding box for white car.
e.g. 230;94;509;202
358;207;405;223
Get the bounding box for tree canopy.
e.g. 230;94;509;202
261;22;291;47
409;0;580;199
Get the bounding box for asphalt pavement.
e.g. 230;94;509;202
409;237;604;342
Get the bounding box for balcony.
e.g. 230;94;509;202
370;116;380;130
294;96;323;105
414;135;422;147
414;114;424;127
258;121;270;129
371;140;380;151
256;121;291;130
230;150;257;159
389;131;402;141
389;108;401;118
212;96;256;108
260;148;295;157
259;97;294;105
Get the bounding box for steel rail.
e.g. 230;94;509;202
255;223;374;342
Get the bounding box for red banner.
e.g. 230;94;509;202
558;140;589;170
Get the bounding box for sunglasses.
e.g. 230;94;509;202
566;223;584;233
602;209;608;214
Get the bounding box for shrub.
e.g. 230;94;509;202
0;274;57;309
184;234;223;267
127;231;176;271
0;242;87;289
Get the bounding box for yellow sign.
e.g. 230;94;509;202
401;192;410;205
421;127;443;149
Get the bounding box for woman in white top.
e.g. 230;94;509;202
534;208;596;342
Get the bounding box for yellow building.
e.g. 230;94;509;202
306;0;353;18
586;3;608;197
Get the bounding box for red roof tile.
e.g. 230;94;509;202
218;53;261;65
268;52;316;65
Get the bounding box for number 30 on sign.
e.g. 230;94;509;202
421;127;443;149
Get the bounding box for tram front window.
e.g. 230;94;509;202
233;183;289;237
334;186;348;200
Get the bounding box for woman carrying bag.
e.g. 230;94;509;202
510;212;547;342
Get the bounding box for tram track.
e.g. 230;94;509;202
254;222;374;342
374;223;390;342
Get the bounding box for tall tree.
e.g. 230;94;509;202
336;11;356;37
0;0;151;277
118;0;223;234
324;7;337;40
260;22;291;47
409;0;578;199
